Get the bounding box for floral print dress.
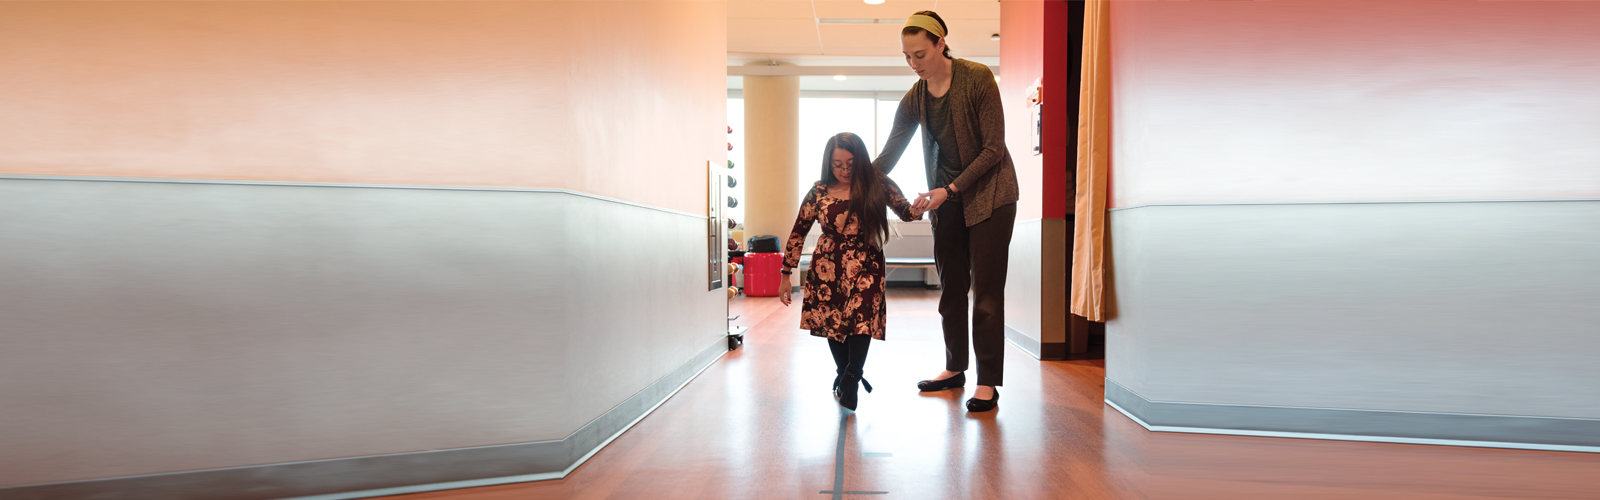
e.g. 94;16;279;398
784;179;920;342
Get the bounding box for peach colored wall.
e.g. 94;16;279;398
0;1;726;215
1000;0;1043;222
1109;0;1600;208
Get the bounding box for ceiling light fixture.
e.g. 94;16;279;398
833;75;848;81
863;0;886;5
991;33;1001;41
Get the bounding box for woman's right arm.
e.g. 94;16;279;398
779;185;820;306
882;175;921;222
871;86;922;175
782;184;821;271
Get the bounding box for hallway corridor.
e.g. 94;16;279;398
371;290;1600;500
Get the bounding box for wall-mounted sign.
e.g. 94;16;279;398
1027;77;1043;156
708;160;724;290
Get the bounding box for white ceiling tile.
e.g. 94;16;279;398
817;23;904;53
815;20;1000;58
726;0;1002;63
919;1;1000;20
942;18;1002;57
729;55;915;66
731;48;840;58
729;19;821;54
729;1;815;20
811;0;938;20
819;47;915;57
944;17;1003;33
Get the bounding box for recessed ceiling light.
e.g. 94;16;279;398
833;75;848;81
991;33;1001;41
863;0;885;5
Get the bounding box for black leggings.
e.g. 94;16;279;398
827;335;872;381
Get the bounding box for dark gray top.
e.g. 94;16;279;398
925;91;963;203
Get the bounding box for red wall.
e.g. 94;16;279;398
1002;0;1075;220
1041;0;1073;219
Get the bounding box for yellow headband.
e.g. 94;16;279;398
904;14;946;39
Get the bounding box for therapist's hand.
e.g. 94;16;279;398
915;186;951;214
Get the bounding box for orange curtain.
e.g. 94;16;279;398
1071;0;1111;322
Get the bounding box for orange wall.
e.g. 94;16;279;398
1000;0;1044;222
0;1;726;214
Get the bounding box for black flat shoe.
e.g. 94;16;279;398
966;388;999;412
917;372;965;392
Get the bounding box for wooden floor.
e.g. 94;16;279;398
378;289;1600;499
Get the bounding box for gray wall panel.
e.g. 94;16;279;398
0;177;723;488
1105;201;1600;420
1005;219;1044;346
558;195;725;435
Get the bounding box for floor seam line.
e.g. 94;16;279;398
831;411;848;500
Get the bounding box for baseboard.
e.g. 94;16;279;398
1104;379;1600;453
1003;324;1060;360
0;337;731;500
1061;345;1103;361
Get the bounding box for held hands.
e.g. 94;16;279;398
912;186;953;216
779;272;793;306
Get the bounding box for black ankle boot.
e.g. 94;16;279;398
834;373;872;402
965;388;999;412
838;372;862;411
828;338;849;397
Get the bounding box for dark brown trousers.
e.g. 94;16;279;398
932;201;1016;387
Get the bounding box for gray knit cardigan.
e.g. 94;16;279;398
873;58;1020;227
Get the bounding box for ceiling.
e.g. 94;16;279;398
728;0;1001;64
727;74;923;94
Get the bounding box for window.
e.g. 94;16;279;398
797;97;875;199
876;99;928;197
796;97;930;202
727;95;932;224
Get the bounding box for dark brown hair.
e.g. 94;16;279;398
900;10;951;59
819;132;891;248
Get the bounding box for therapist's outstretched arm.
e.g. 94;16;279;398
872;85;921;175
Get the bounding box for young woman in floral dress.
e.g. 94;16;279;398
779;132;922;411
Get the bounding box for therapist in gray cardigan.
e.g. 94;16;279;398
874;11;1020;413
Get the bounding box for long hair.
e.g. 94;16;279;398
901;10;952;59
819;132;891;248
